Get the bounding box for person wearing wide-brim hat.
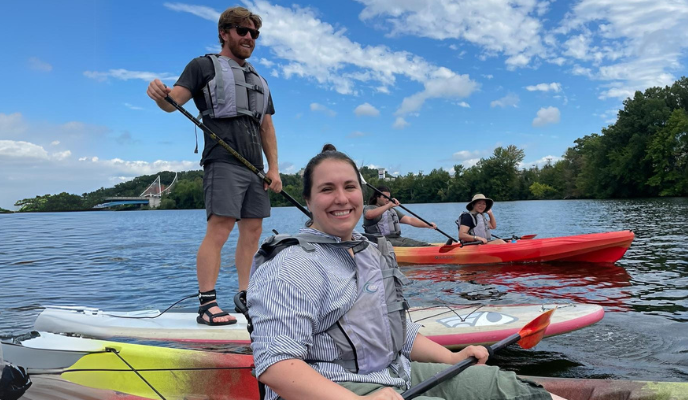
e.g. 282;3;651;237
456;194;506;245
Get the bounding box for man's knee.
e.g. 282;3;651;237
238;219;263;241
206;215;236;242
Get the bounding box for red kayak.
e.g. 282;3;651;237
394;230;634;265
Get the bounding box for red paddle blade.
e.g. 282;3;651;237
517;308;555;349
520;234;537;240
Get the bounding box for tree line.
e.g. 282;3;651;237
11;77;687;212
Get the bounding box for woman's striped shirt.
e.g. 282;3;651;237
247;228;422;400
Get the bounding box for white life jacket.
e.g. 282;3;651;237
458;211;491;240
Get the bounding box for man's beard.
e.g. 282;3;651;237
228;37;253;60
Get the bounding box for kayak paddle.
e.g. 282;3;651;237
401;308;555;399
163;95;311;218
358;173;458;245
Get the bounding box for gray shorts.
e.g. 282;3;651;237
203;162;270;221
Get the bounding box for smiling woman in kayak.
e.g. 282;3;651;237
457;194;506;245
246;144;563;400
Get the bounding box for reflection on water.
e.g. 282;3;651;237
404;263;633;312
0;198;686;382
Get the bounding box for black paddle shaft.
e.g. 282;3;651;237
401;333;520;399
365;183;458;243
163;96;310;217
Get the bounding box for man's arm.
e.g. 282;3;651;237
146;79;193;112
260;114;282;192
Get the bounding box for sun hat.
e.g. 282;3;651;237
466;194;493;212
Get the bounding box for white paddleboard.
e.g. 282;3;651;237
34;303;603;349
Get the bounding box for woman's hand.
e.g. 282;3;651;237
453;345;490;365
362;387;403;399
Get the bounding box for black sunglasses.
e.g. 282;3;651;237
224;24;260;40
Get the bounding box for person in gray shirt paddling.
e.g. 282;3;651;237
363;186;436;247
146;6;281;326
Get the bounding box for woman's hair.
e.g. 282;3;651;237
367;185;391;205
302;144;362;226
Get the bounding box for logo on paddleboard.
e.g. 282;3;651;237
437;312;517;328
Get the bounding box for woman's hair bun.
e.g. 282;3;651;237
322;143;337;153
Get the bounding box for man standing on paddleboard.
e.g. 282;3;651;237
146;6;281;326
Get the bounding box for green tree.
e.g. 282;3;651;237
646;108;688;196
529;182;557;199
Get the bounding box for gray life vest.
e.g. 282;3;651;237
364;208;402;238
200;54;270;124
458;211;491;240
249;232;410;375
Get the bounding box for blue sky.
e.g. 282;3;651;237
2;0;687;209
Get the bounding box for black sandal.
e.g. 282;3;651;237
197;300;237;326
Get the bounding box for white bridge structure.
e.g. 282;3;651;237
139;174;178;208
94;173;178;209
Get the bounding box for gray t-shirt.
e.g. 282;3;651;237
362;205;406;235
175;56;275;168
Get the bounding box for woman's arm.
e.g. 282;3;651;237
261;360;403;400
364;203;394;220
487;210;497;229
400;215;436;229
459;224;486;244
409;334;489;365
260;359;359;400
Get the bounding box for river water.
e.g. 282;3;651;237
0;198;686;382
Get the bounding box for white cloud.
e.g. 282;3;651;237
167;1;478;115
355;0;548;69
482;74;494;80
0;140;50;159
393;117;409;129
51;141;60;146
348;131;369;138
571;64;593;78
310;103;337;117
457;102;470;108
84;69;178;82
532;106;561;127
28;57;52;72
164;3;219;20
124;103;144;110
0;112;29;138
396;68;478;115
491;93;520;108
557;0;688;99
525;82;562;92
452;150;481;161
520;155;562;169
563;34;592;60
257;58;275;68
354;103;380;117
